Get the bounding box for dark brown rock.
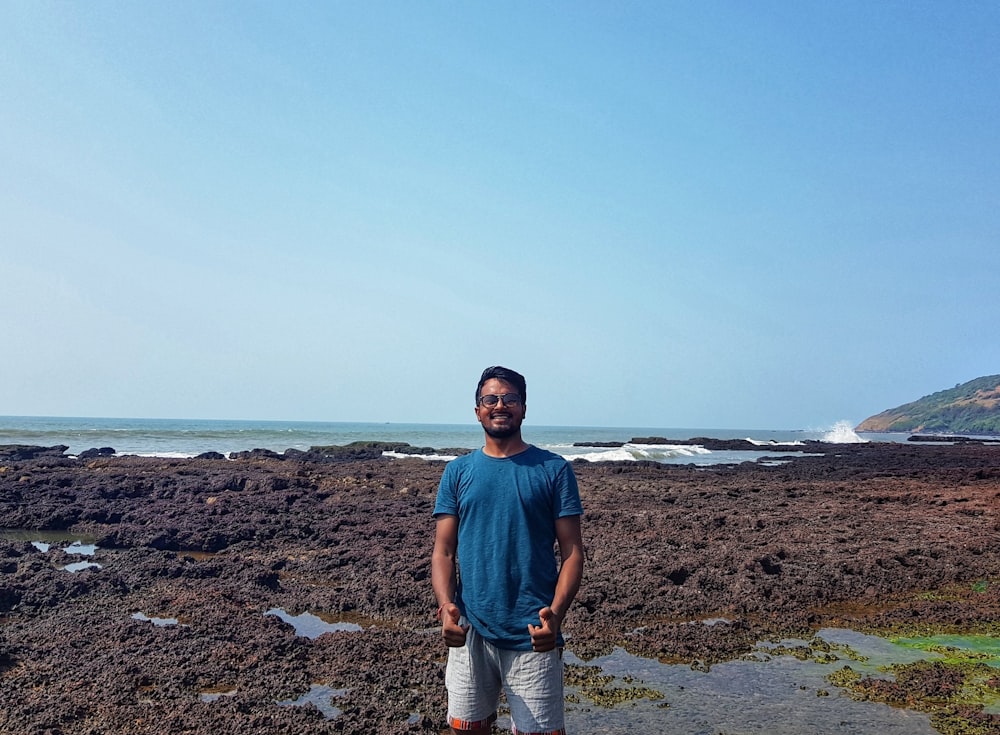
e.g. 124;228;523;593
0;443;999;732
0;444;69;460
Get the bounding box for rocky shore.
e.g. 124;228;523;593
1;441;999;734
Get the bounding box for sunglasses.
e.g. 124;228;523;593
478;393;522;408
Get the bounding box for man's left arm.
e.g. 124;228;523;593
529;515;584;651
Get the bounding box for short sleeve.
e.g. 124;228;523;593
433;459;460;517
555;460;583;518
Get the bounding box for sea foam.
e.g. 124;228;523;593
822;420;867;444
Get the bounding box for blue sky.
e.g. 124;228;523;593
2;1;998;429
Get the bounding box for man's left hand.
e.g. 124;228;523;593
528;606;562;652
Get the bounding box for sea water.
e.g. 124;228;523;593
0;415;906;465
560;628;943;734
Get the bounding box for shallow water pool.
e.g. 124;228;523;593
556;628;958;734
265;608;363;638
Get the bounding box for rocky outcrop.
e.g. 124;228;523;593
2;443;1000;732
0;444;70;461
857;374;1000;434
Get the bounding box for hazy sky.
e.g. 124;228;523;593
2;2;998;429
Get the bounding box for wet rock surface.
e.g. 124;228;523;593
1;442;999;733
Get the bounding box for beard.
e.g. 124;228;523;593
481;411;521;440
483;422;519;440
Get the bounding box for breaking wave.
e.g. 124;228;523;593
563;443;712;463
822;420;867;444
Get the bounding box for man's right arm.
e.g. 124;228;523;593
432;514;467;646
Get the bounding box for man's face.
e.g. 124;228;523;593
475;378;526;440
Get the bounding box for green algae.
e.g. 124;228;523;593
914;578;989;603
564;663;665;708
564;628;1000;733
756;629;1000;733
564;637;945;733
827;659;1000;734
752;635;869;666
891;635;1000;668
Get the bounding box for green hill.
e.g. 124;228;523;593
856;374;1000;435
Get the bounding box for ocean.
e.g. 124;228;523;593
0;415;904;466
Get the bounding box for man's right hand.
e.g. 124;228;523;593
440;603;468;647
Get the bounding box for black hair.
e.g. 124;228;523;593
476;366;527;404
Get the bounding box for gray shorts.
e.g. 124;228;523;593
445;624;566;734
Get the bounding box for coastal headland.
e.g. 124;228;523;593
1;441;999;734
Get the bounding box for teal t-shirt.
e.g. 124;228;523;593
433;445;583;650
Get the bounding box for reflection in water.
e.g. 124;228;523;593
131;612;183;627
200;687;237;703
63;541;97;556
62;561;101;573
9;531;102;571
265;608;363;638
562;629;941;735
277;684;347;719
26;540;97;555
1;529;99;545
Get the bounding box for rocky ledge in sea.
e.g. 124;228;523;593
574;436;834;451
1;441;999;734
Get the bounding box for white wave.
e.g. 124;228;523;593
562;443;713;463
822;420;867;444
565;447;638;462
382;451;459;461
131;451;202;459
745;438;805;446
629;443;712;459
69;451;201;459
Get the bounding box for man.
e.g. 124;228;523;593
432;366;585;735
